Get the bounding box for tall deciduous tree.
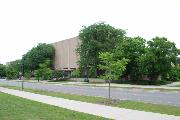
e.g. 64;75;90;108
138;37;179;83
114;37;146;81
22;43;55;72
77;22;126;77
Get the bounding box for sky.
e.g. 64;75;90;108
0;0;179;64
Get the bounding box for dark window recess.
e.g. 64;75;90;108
70;68;76;70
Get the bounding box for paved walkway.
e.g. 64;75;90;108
0;87;179;120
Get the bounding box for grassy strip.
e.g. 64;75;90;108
0;92;108;120
62;84;180;92
0;84;180;116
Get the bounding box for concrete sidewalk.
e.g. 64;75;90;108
0;87;179;120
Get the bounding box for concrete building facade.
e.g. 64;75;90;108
52;37;80;70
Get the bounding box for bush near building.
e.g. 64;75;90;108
167;65;180;82
35;60;52;82
24;72;31;80
51;70;63;80
71;69;80;78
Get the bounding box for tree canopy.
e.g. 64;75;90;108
77;22;126;77
6;60;21;79
22;43;55;72
114;36;146;80
138;37;179;82
78;22;180;84
0;64;6;78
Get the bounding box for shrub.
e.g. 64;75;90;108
89;67;97;78
24;72;31;80
34;60;52;81
6;66;18;79
44;68;52;80
168;65;180;82
71;69;80;78
35;70;41;81
52;70;63;80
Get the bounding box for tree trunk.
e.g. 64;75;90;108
108;80;111;100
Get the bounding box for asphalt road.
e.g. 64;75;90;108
0;79;179;106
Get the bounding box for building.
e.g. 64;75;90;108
52;37;80;71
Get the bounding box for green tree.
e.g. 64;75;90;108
6;66;17;79
77;22;126;77
0;64;6;78
35;60;52;82
99;52;128;99
22;43;55;72
168;65;180;82
6;60;21;79
138;37;179;83
114;37;146;81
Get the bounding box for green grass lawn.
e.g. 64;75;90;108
0;92;108;120
0;84;180;116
